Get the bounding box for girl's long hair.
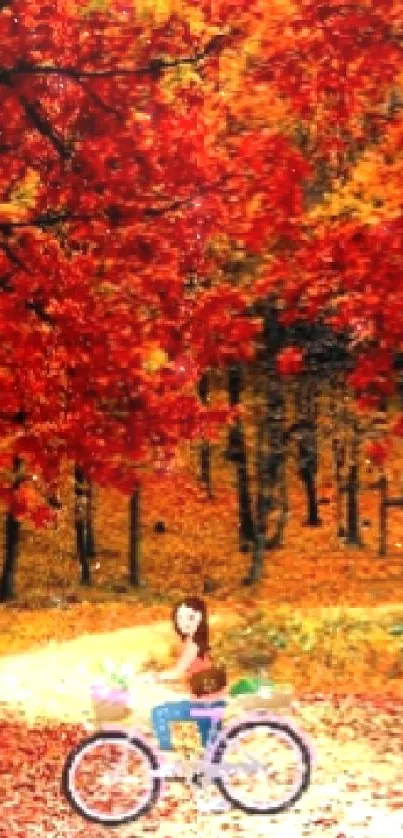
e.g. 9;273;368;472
172;596;210;658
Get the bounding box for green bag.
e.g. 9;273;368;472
229;676;274;697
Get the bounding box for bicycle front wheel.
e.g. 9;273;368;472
61;731;161;826
212;718;311;815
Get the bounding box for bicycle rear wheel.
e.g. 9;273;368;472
61;731;161;826
212;718;311;815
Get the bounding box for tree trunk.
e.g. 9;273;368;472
299;433;321;526
0;513;20;601
379;474;387;557
244;418;268;584
75;465;91;585
295;376;309;418
230;422;255;549
398;373;403;410
129;486;141;586
0;456;23;602
264;378;287;549
263;302;287;550
299;379;321;527
332;437;345;537
300;467;321;525
345;465;360;544
248;533;266;586
245;301;287;582
198;373;213;498
227;364;255;551
345;421;362;546
85;481;96;559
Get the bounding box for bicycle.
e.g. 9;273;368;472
61;672;314;826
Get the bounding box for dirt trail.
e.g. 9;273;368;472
1;603;402;726
0;619;178;725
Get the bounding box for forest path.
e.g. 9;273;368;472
1;604;402;725
0;610;402;837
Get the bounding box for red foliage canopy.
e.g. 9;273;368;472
0;0;309;516
0;0;401;521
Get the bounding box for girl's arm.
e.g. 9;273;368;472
159;640;198;681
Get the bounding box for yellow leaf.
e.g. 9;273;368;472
0;203;28;219
143;345;168;373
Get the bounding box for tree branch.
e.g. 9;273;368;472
18;95;71;160
76;79;123;118
0;33;226;158
0;267;53;325
0;70;72;159
1;189;226;231
0;174;229;231
143;196;193;218
5;33;226;81
0;211;93;229
0;247;52;323
143;174;229;217
0;239;30;272
25;298;53;323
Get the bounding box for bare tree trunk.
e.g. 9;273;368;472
264;376;287;548
345;420;363;546
301;467;320;525
227;364;255;551
75;464;91;585
379;473;387;557
0;456;23;602
244;419;266;584
85;481;96;559
296;379;321;527
333;437;345;537
331;376;351;539
129;486;141;586
244;300;287;583
345;465;360;544
398;371;403;410
198;373;213;498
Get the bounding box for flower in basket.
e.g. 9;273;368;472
91;660;133;705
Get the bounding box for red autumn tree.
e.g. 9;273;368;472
0;0;310;525
253;0;403;407
0;0;400;601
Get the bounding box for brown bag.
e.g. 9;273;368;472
189;664;227;698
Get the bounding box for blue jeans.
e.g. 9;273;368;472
151;700;226;751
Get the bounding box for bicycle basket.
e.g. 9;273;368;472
91;684;132;724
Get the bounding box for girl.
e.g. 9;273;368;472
151;596;227;753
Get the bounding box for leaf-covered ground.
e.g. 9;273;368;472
1;689;403;838
0;618;403;837
1;439;403;835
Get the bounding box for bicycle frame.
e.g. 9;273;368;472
103;704;316;796
151;706;262;785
